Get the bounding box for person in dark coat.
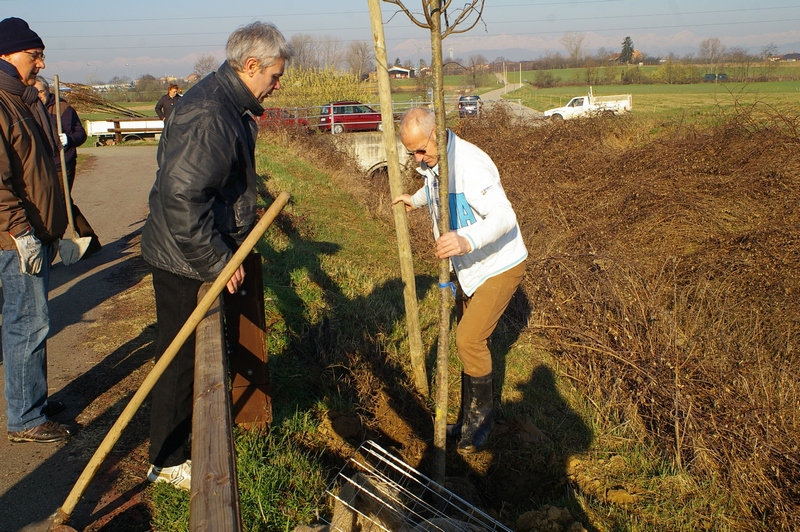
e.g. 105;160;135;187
0;17;70;443
154;83;180;121
34;76;101;257
140;21;292;490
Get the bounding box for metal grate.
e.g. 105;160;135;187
318;440;513;532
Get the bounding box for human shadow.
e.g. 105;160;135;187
445;363;595;529
0;326;156;531
47;223;149;337
224;190;590;528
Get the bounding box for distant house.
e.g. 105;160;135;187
780;52;800;62
387;66;415;79
610;50;644;64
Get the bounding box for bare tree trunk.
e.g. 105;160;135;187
428;0;451;487
367;0;429;398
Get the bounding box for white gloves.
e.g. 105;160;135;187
11;227;43;275
59;133;68;147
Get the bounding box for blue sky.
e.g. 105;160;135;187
5;0;800;82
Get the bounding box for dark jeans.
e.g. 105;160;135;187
1;245;53;432
148;266;203;467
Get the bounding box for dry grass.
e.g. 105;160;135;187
453;106;800;529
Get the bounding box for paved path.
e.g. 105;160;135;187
481;82;543;121
0;145;158;532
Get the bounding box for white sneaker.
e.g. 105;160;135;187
147;460;191;491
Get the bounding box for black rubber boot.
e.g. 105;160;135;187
446;373;471;439
457;373;494;454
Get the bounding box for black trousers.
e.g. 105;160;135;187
148;266;203;467
61;166;98;240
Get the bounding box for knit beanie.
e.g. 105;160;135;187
0;18;45;56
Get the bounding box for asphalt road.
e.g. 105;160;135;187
483;81;543;121
0;145;158;532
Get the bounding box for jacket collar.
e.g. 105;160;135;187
0;58;19;79
215;61;264;117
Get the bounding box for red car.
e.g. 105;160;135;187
257;107;309;131
318;101;383;134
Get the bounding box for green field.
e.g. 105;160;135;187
501;63;800;85
505;80;800;120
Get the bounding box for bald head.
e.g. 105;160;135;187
400;107;441;167
400;107;435;141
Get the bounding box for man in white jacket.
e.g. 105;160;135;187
393;107;527;453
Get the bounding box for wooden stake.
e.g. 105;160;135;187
367;0;429;397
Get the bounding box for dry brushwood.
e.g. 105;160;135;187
61;82;147;118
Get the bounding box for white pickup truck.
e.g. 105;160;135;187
543;90;632;120
85;117;164;145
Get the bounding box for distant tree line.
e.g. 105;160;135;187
490;35;799;87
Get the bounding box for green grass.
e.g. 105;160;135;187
507;80;800;121
502;63;800;86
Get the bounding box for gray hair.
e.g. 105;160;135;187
400;107;435;139
226;22;293;71
35;75;49;91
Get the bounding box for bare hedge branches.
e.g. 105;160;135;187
382;0;485;37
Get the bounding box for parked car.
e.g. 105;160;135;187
318;101;383;134
257;107;309;131
458;95;483;118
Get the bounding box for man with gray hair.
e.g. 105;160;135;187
141;21;292;489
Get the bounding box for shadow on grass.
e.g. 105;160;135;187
256;200;595;528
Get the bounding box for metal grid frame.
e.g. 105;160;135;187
320;440;513;532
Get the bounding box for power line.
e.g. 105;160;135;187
28;1;626;24
45;16;800;52
42;6;800;41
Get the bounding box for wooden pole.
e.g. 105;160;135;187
367;0;429;398
49;192;291;530
428;0;452;486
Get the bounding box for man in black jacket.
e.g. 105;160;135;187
140;21;292;490
154;83;180;121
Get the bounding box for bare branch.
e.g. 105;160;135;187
441;1;486;38
382;0;430;29
381;0;485;36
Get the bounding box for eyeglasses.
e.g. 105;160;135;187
406;131;434;157
22;50;45;62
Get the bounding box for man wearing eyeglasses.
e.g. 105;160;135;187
393;107;527;454
0;17;71;443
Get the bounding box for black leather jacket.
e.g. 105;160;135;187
141;61;263;281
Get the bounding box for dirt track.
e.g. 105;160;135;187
0;145;158;532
